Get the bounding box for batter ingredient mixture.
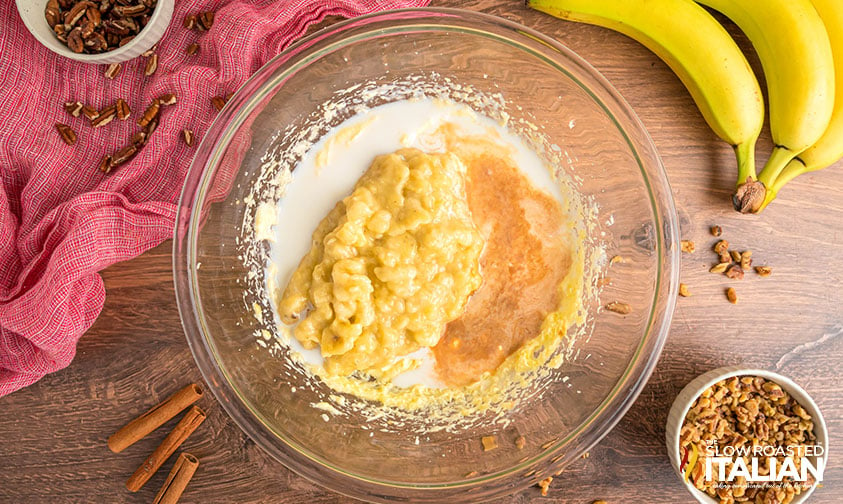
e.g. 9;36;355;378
277;148;484;378
262;98;588;419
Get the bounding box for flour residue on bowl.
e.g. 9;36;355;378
241;76;600;432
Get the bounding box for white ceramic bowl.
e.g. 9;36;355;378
666;365;828;504
15;0;173;64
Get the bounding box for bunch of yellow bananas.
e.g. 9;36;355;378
528;0;841;213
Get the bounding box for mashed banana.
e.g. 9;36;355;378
277;148;484;378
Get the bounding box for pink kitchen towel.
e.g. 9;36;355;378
0;0;429;397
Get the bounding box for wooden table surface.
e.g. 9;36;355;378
2;1;841;503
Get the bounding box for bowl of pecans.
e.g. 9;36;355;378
16;0;174;64
666;366;828;504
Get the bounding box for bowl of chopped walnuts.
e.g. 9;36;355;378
16;0;174;64
666;366;828;504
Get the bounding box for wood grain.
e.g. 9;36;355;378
2;1;842;502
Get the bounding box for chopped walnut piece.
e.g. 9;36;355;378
726;287;738;304
681;240;695;253
714;240;729;255
740;250;753;271
537;476;553;496
481;435;498;451
755;266;772;277
679;283;691;297
725;265;745;280
515;436;526;450
710;262;730;274
605;302;631;315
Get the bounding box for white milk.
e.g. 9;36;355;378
267;98;559;388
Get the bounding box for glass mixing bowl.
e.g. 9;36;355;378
174;8;679;502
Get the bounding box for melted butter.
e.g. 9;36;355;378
433;152;572;386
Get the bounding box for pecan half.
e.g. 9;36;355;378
182;129;194;147
137;98;160;128
92;104;117;127
211;95;227;111
159;93;177;106
64;101;83;117
144;53;158;76
104;62;121;79
55;123;77;145
45;0;62;27
111;143;137;167
116;98;130;120
67;27;84;53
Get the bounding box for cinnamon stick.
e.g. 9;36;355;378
152;452;200;504
126;405;206;492
107;383;203;453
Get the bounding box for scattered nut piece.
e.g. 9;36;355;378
726;287;737;304
740;250;753;271
537;477;553;497
605;302;631;315
730;250;742;262
104;62;121;79
725;265;744;280
55;123;77;145
680;240;695;253
64;101;83;117
144;52;158;76
463;471;478;478
718;252;731;264
597;276;612;287
81;104;99;121
211;95;227;111
515;436;526;450
186;42;199;55
159;93;177;105
131;130;147;146
481;435;498;452
198;11;215;30
710;262;729;274
137;99;160;128
182;129;194;147
755;266;772;277
581;452;590;459
713;240;729;255
609;255;625;265
593;501;608;504
91;105;116;127
98;155;113;173
183;14;197;29
142;45;157;58
116;98;131;120
678;283;691;297
110;143;137;168
710;225;722;237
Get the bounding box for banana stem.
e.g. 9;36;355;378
734;140;757;186
758;146;797;188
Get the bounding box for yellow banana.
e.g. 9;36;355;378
759;0;843;211
527;0;764;189
698;0;836;210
